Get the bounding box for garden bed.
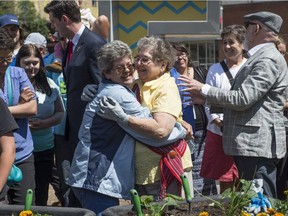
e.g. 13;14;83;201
0;205;96;216
102;195;233;216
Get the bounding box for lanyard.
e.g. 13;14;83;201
6;67;13;106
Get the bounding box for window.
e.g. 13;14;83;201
186;40;218;70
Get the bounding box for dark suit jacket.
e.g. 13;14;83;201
62;27;106;161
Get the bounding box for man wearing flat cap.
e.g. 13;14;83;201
178;11;288;199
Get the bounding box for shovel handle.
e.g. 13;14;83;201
25;189;33;210
180;174;192;203
130;189;143;216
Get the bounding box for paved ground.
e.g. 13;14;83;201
47;185;131;206
47;184;59;206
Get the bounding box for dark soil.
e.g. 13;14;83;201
127;201;241;216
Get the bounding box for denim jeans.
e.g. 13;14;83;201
72;187;119;215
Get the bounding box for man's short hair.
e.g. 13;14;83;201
44;0;81;23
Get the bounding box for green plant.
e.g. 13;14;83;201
139;194;182;216
194;179;256;216
221;179;256;216
269;190;288;215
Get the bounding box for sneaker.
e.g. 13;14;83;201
46;62;62;73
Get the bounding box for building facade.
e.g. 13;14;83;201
99;0;222;69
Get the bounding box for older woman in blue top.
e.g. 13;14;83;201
0;28;37;204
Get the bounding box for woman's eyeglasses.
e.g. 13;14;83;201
113;63;134;74
134;56;152;65
177;54;187;59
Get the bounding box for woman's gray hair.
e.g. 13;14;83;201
97;40;132;74
137;36;176;72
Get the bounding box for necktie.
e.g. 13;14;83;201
67;41;73;64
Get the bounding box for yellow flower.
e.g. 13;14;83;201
256;213;269;216
199;211;209;216
241;210;250;216
19;210;33;216
267;208;276;214
272;213;284;216
284;190;288;196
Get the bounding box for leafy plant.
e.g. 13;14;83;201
194;179;255;216
221;179;256;216
139;194;182;216
269;190;288;215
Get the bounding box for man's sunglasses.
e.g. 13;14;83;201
244;22;258;29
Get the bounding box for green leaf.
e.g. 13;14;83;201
140;195;154;207
166;193;184;201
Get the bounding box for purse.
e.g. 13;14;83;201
6;67;23;184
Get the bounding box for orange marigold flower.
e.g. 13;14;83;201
241;210;250;216
272;213;284;216
267;208;276;214
199;211;209;216
19;210;33;216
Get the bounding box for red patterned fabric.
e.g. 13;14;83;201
149;139;186;199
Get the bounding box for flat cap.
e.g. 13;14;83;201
244;11;282;33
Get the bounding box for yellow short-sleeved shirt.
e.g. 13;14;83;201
135;73;192;185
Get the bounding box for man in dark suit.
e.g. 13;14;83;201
44;0;106;163
44;1;106;206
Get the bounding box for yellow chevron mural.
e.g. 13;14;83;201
116;1;207;53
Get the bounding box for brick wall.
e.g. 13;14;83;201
220;1;288;61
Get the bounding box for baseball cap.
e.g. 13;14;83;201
24;32;47;48
0;14;19;28
244;11;283;34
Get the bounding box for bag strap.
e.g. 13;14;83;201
6;67;13;106
220;61;234;86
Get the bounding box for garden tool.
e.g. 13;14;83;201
130;189;143;216
19;189;33;216
180;174;192;213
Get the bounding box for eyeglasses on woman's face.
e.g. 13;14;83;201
134;56;153;65
176;53;188;60
112;62;134;74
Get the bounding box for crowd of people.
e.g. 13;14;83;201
0;1;287;215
